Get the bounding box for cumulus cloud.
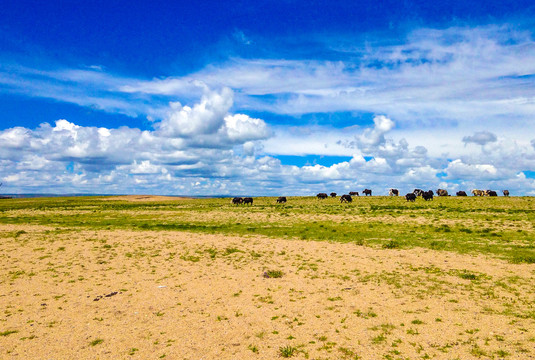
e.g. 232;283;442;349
154;87;270;150
462;131;498;145
158;88;233;137
445;159;501;180
224;114;270;142
357;115;395;149
0;127;31;149
3;97;535;195
121;160;167;175
0;88;275;194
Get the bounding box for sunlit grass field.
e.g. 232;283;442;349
1;195;533;263
1;195;535;359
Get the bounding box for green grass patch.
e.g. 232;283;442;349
0;196;533;263
89;338;104;346
279;345;298;358
0;330;19;337
264;270;284;278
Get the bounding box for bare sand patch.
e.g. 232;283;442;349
102;195;194;202
1;225;534;359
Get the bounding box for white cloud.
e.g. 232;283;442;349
0;88;276;194
399;166;439;184
355;115;395;150
445;159;501;180
224;114;270;142
2;25;535;194
0;127;30;149
2;24;535;132
158;88;233;137
462;131;498;146
123;160;166;175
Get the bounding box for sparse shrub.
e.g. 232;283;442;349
279;345;297;358
89;338;104;346
0;330;19;337
470;345;487;357
372;334;387;343
383;240;400;249
180;254;200;262
14;230;26;238
263;270;284;278
459;272;478;280
495;349;509;357
205;248;217;259
224;247;242;255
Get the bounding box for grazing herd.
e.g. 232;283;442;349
231;197;254;205
471;189;503;197
231;188;511;205
402;188;508;201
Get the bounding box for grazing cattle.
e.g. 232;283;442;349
231;197;243;205
405;193;416;202
362;189;372;196
487;190;498;197
413;189;425;196
276;196;287;203
436;189;448;196
243;197;253;205
316;193;328;199
340;194;352;203
389;189;399;196
349;191;359;196
422;190;433;201
502;190;510;196
456;191;467;196
472;189;484;196
330;192;337;198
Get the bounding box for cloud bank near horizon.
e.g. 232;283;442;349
1;88;534;195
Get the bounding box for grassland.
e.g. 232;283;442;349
0;195;533;263
0;195;534;359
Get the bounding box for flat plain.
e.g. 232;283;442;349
0;195;534;359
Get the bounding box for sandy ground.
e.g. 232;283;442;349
1;224;534;359
102;195;194;202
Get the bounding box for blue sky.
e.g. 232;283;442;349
1;1;535;195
